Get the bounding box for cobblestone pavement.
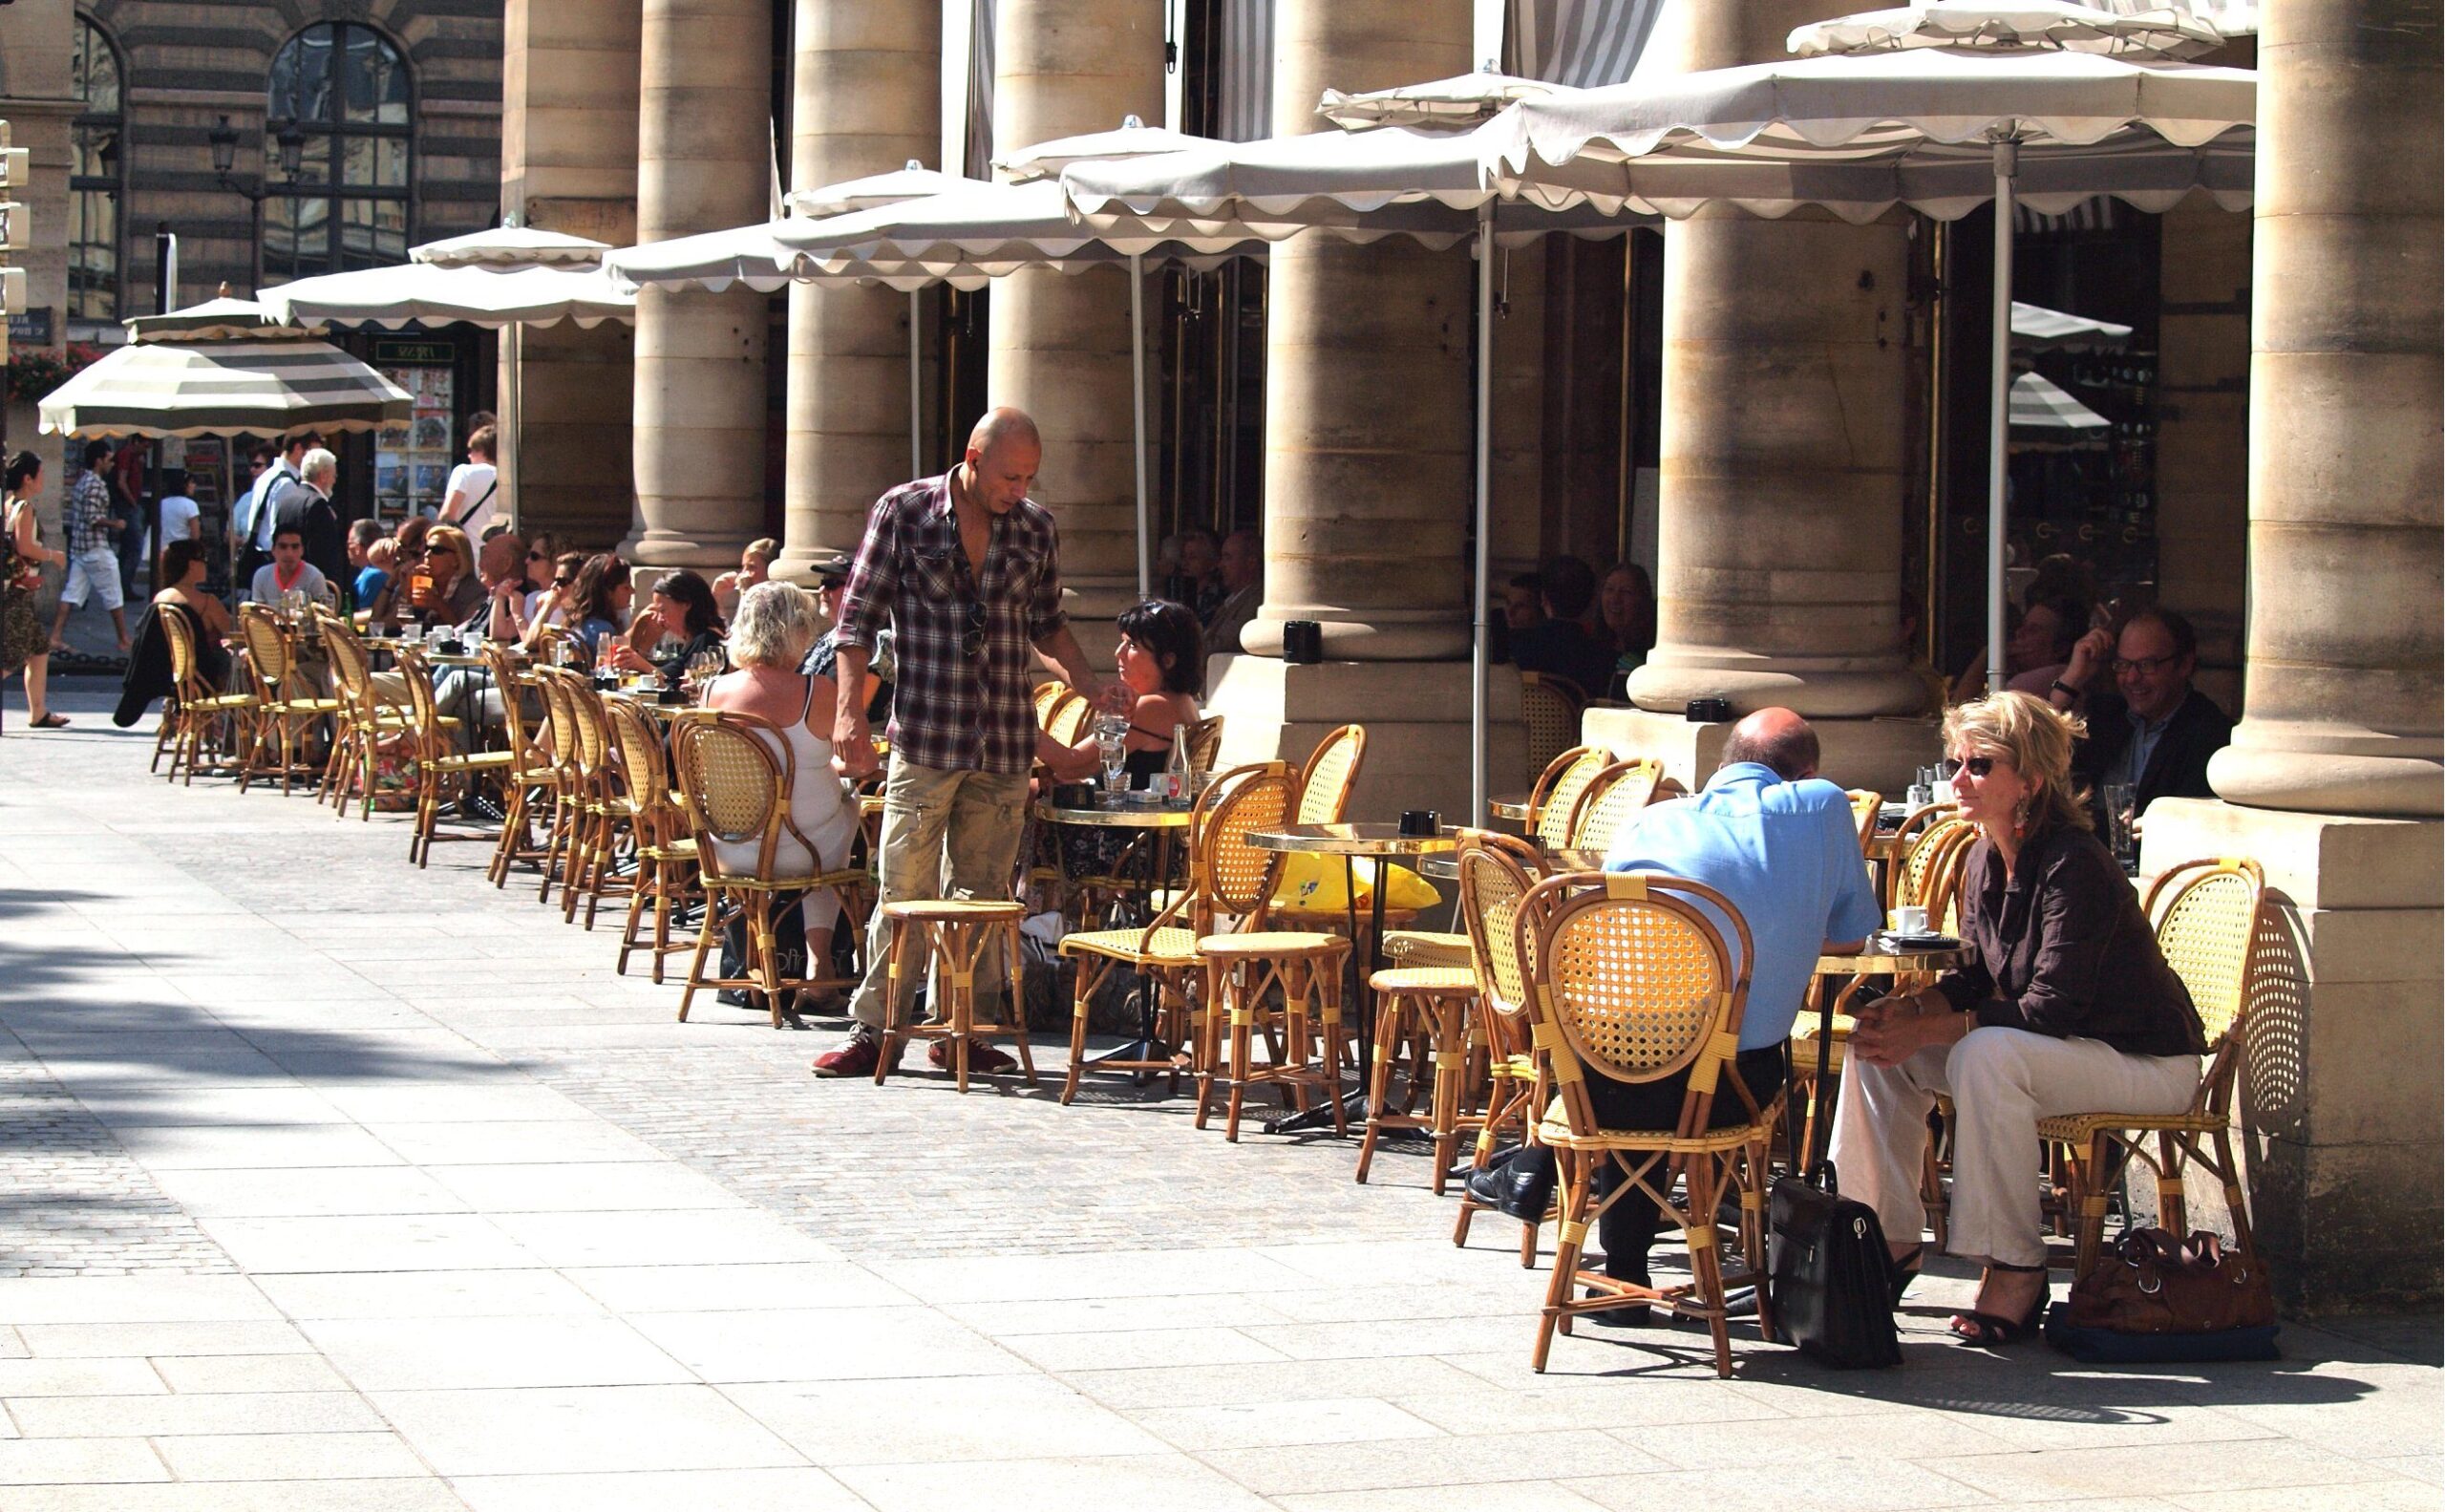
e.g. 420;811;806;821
1;680;2437;1512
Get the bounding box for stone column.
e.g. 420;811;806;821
777;2;939;583
500;0;639;547
2151;0;2442;1311
1202;0;1530;823
988;0;1164;625
2151;194;2251;714
627;0;771;568
1590;0;1932;792
1242;0;1475;661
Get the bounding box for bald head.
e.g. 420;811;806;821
1721;707;1819;781
961;406;1043;515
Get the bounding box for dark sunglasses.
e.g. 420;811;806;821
960;601;987;659
426;546;458;561
552;575;574;588
1956;756;1998;777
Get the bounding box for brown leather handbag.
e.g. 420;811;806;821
2067;1229;2275;1335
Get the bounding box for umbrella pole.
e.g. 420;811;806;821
1131;251;1152;599
1471;202;1496;825
908;288;924;479
1987;139;2018;695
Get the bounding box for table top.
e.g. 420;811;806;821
1816;936;1967;974
1033;796;1197;829
1488;793;1532;821
1247;823;1457;857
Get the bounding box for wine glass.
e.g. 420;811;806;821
1093;712;1129;796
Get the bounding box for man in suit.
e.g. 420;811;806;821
2053;606;2232;815
267;448;347;589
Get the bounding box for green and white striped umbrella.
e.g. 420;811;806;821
36;338;412;439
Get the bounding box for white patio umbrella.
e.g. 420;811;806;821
1061;118;1648;820
606;164;985;479
410;225;611;269
259;263;635;330
1482;2;2254;694
2010;299;2132;351
40;301;411;438
1316;67;1577;130
776;171;1265;597
2009;368;2112;431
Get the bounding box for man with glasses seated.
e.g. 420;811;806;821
811;406;1122;1080
2048;606;2231;818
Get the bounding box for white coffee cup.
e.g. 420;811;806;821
1890;905;1929;936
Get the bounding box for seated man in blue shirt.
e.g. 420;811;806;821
1469;708;1884;1320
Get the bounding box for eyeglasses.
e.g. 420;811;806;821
1956;756;1998;777
552;577;574;588
960;601;987;659
427;546;458;561
2112;653;2179;676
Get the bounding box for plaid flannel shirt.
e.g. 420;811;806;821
65;470;114;556
835;475;1067;776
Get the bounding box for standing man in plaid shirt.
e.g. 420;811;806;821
814;407;1123;1078
49;439;132;656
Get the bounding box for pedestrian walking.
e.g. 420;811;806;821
50;439;132;657
3;451;71;730
811;406;1123;1078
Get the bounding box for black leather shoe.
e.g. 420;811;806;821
1466;1150;1555;1222
1585;1267;1654;1327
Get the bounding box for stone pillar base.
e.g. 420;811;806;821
1203;655;1525;826
1581;706;1939;796
2139;798;2442;1311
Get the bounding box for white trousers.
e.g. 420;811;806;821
1829;1025;2198;1267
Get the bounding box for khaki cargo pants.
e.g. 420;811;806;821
845;754;1031;1032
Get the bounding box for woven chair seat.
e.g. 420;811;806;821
2038;1108;2222;1143
1197;929;1348;960
705;865;865;894
1061;926;1203;966
637;838;698;863
1382;929;1472;969
1538;1110;1764;1157
428;750;517;775
882;898;1024;923
1368;966;1478;994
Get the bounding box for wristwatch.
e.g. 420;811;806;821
2050;678;2082;699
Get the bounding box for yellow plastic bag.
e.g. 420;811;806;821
1269;854;1444;912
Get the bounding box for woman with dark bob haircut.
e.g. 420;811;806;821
1036;597;1202;785
607;568;727;676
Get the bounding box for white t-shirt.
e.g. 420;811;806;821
442;461;500;536
158;494;200;553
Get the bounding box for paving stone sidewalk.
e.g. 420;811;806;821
1;680;2437;1511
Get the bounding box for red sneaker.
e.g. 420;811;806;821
929;1040;1018;1075
811;1032;882;1078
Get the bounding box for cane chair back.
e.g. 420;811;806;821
1191;761;1298;930
605;696;674;826
321;614;373;710
1566;757;1665;851
236;605;296;695
393;646;447;752
1031;680;1071;726
1519;672;1586;780
1186;713;1226;777
1527;745;1610;850
1895;815;1976;919
1455;830;1547;1018
672;713;829;884
1530;871;1756;1131
1294;723;1367;824
480;646;539;770
161;602;199;691
1043;690;1093;747
1845;789;1882;852
2147;857;2265;1109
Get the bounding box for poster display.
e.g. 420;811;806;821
373;347;457;521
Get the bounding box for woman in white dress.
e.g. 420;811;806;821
702;581;860;986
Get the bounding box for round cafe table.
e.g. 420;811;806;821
1033;793;1199;1075
1487;792;1532;824
1244;822;1457;1135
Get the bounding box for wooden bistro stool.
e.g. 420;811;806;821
1355;964;1481;1191
1194;930;1351;1143
874;899;1036;1093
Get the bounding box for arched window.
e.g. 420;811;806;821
68;16;124;320
265;22;412;280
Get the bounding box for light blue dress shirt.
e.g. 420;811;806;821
1604;762;1885;1050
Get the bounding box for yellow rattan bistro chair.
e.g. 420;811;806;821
234;604;338;796
671;713;870;1029
1057;762;1299;1104
605;694;711;984
1526;745;1611;851
1523;870;1781;1378
1449;830;1560;1263
1294;723;1368;825
396;646;518;868
484;648;564;887
1519;671;1586;781
158;605;254;786
2041;857;2268;1279
1565;756;1666;852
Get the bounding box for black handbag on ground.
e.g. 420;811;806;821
1765;990;1903;1369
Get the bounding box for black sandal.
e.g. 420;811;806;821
1950;1261;2049;1346
30;713;68;729
1887;1245;1924;1308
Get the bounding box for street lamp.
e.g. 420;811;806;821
207;114;304;293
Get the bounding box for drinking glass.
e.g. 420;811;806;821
2105;782;2138;871
1093;713;1129;794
